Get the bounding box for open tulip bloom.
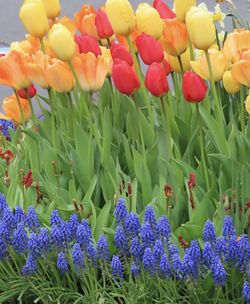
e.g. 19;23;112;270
0;0;250;302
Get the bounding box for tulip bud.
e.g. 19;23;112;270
112;59;140;95
95;8;114;39
186;4;216;50
153;0;176;19
246;94;250;114
136;3;163;39
19;0;49;38
162;58;172;75
3;94;31;124
110;43;133;66
74;5;98;38
136;33;164;65
167;48;191;73
42;0;60;19
75;34;101;57
222;71;240;94
145;63;169;97
49;24;76;61
105;0;136;36
182;71;208;103
174;0;196;22
18;84;37;99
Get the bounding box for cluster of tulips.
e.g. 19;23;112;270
0;0;249;125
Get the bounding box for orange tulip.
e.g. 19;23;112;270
0;51;31;90
72;52;108;92
231;52;250;87
10;35;40;56
2;94;31;124
74;5;98;39
159;19;188;57
191;49;228;82
44;59;75;93
51;16;78;35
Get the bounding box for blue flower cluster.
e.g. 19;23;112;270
0;119;15;139
0;194;249;302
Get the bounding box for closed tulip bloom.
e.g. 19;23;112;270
105;0;135;36
0;51;31;90
162;57;172;75
231;52;250;87
136;3;163;39
186;4;216;50
167;48;191;73
95;8;114;39
145;63;169;97
160;18;188;56
55;17;77;35
45;59;75;93
75;34;101;57
191;49;228;82
74;5;98;39
19;0;49;38
110;43;133;66
18;84;37;99
136;33;164;65
174;0;196;23
222;71;240;94
112;59;140;95
153;0;176;19
3;94;31;124
101;47;113;75
116;26;139;52
246;94;250;114
42;0;60;19
72;53;108;92
49;24;76;61
182;71;207;103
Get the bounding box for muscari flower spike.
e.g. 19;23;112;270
203;242;216;268
160;253;171;279
130;262;140;277
25;206;40;232
130;237;143;263
38;227;51;255
140;222;155;248
211;258;227;287
0;118;15;139
51;224;64;249
22;253;37;276
3;208;15;230
156;216;171;243
72;243;85;272
215;236;227;258
143;248;156;276
223;216;236;240
111;255;124;281
15;206;25;225
242;281;250;303
114;224;129;254
124;212;140;239
144;205;157;229
12;223;28;254
28;233;41;258
50;210;62;227
114;198;128;224
203;220;217;244
237;235;250;272
57;252;69;274
153;239;165;262
97;234;110;262
0;193;8;216
172;253;182;280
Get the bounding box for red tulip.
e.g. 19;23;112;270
162;58;172;76
136;33;164;65
112;59;140;95
182;71;208;103
110;42;133;66
95;9;114;39
153;0;176;19
145;62;169;97
75;33;101;57
0;54;6;58
18;84;37;99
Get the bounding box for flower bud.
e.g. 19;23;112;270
222;70;240;94
42;0;60;19
167;48;191;73
145;62;169;97
153;0;176;19
75;34;101;57
95;8;114;39
74;5;98;38
18;84;37;99
174;0;196;22
110;43;133;66
246;94;250;115
3;94;31;124
182;71;207;103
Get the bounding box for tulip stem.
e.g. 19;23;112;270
13;89;25;125
239;85;245;134
196;104;209;190
177;55;184;75
188;35;194;61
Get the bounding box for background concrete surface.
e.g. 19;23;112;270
0;0;249;112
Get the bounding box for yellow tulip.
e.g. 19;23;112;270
222;70;240;94
3;94;31;124
246;94;250;114
174;0;196;23
186;4;216;50
42;0;60;19
191;49;228;82
166;48;191;73
19;0;49;38
136;3;163;39
105;0;135;36
48;24;76;61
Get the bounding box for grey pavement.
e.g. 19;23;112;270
0;0;249;112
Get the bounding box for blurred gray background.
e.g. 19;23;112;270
0;0;249;112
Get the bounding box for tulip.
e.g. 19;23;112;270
100;47;113;75
231;53;250;87
222;71;240;94
112;59;140;95
159;18;188;57
162;57;172;75
95;8;114;39
105;0;135;36
18;84;37;99
49;24;76;61
246;94;250;114
174;0;196;23
72;53;108;92
10;36;40;56
191;49;228;82
55;17;77;35
19;0;49;38
74;5;98;38
182;71;207;103
116;26;139;52
0;51;31;90
153;0;176;19
44;59;75;93
136;33;164;65
136;3;163;39
3;94;31;124
110;43;133;66
42;0;60;19
75;34;101;57
166;48;191;73
186;4;216;50
145;63;169;97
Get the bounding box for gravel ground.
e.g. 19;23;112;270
0;0;249;111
